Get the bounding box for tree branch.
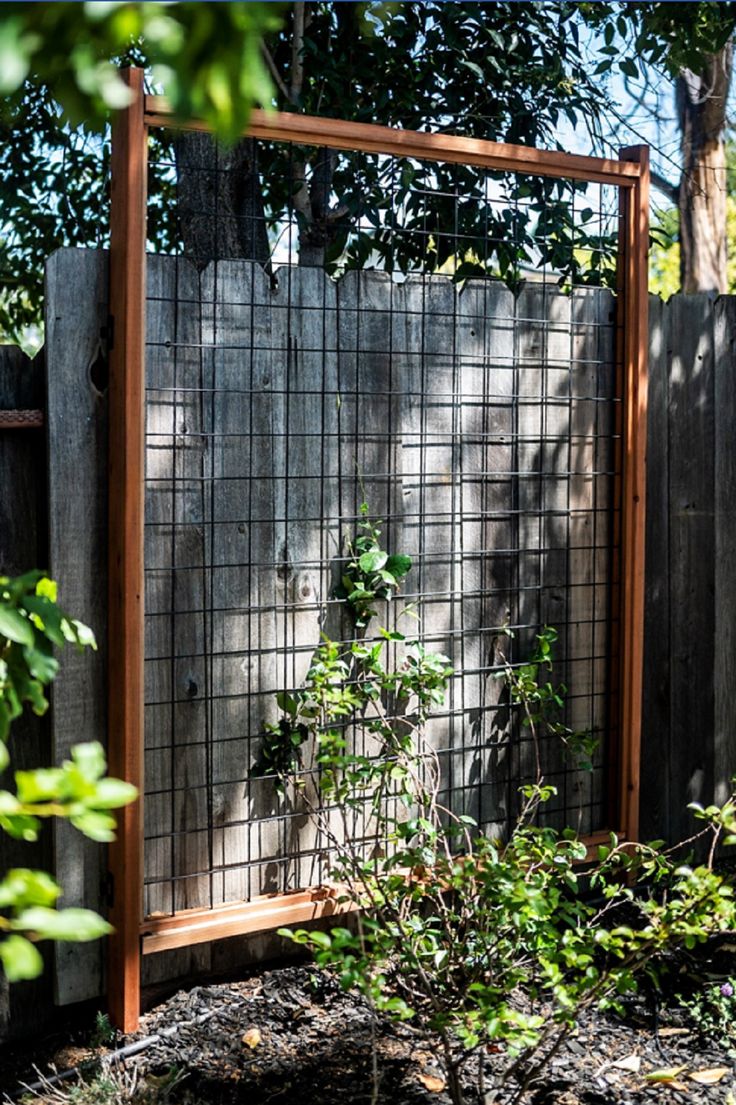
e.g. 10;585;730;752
261;42;291;105
650;168;679;204
290;2;307;104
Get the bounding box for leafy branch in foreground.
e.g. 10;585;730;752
0;571;137;981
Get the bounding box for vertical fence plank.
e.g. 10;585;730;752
45;248;110;1004
641;295;670;841
666;295;715;845
714;298;736;808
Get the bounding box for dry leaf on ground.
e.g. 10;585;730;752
242;1028;262;1049
689;1068;730;1085
613;1054;641;1073
418;1072;446;1092
657;1027;690;1038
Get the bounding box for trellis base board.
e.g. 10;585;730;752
140;886;354;955
140;831;620;956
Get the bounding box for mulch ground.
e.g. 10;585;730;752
3;963;736;1104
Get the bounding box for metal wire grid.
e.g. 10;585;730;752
140;136;621;920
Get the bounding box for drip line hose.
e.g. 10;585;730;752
5;1000;241;1102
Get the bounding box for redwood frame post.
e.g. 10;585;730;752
107;69;649;1029
107;66;147;1033
615;145;650;845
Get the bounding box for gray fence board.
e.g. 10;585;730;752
666;295;715;844
714;298;736;809
45;248;110;1004
641;295;670;841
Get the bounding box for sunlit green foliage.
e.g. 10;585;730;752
0;572;136;981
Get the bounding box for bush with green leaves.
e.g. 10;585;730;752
0;571;136;981
258;531;736;1104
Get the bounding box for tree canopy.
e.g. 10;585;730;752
2;1;736;344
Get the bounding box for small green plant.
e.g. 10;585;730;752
0;571;137;982
497;625;597;773
257;533;736;1105
333;503;412;627
90;1010;117;1049
677;978;736;1051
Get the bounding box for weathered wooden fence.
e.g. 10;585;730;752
0;252;734;1034
641;295;736;844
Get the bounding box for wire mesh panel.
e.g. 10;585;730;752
140;132;622;923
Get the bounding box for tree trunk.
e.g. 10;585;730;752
175;132;271;269
677;43;733;294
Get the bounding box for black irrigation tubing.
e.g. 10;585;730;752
5;1000;247;1102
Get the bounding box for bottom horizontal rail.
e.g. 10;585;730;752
140;830;623;956
140;885;354;955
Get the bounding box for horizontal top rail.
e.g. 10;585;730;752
144;96;640;187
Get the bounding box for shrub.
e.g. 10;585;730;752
256;513;736;1105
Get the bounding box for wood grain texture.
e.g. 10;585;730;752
640;295;671;841
617;146;650;843
46;249;110;1004
143;95;642;186
107;66;147;1032
667;294;715;845
713;298;736;811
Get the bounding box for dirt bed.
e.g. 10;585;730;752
4;964;736;1104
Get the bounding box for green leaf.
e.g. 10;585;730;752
35;577;57;603
70;619;96;650
70;741;106;782
0;812;40;841
308;930;332;950
15;767;63;804
276;691;298;717
0;935;44;981
385;554;412;579
359;550;388;574
0;868;60;909
21;646;59;684
0;606;34;647
91;778;138;810
69;808;117;842
13;906;112;942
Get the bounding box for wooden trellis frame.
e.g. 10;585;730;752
106;66;649;1031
